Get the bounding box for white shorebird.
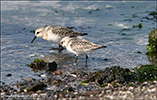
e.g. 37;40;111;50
31;25;88;52
60;36;107;63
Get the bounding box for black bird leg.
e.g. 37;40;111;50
58;44;64;53
85;54;88;63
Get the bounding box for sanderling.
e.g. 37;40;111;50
31;25;88;52
60;36;107;62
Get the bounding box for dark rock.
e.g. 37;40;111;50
48;61;57;71
6;74;12;77
26;82;47;92
104;58;108;61
84;66;130;85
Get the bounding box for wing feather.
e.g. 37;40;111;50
47;25;82;37
69;38;101;51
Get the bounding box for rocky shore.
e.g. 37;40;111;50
1;59;157;100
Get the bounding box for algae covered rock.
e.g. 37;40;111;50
147;29;157;65
132;65;157;82
83;65;157;87
84;66;130;85
147;29;157;54
25;82;47;92
29;58;47;72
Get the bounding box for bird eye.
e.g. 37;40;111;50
61;42;63;44
37;32;40;34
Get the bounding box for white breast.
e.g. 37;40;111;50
48;33;62;44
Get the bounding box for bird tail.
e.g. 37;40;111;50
101;46;107;48
81;33;88;35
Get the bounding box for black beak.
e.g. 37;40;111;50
31;36;37;43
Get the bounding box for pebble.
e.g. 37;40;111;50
55;70;62;75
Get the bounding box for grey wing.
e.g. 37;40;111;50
70;38;96;51
51;27;82;37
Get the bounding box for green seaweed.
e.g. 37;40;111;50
138;23;142;28
147;39;157;54
84;65;157;87
132;23;142;28
30;58;45;66
130;65;157;82
80;80;89;85
55;10;58;13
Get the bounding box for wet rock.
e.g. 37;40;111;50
63;87;74;93
52;80;60;84
44;78;51;83
84;66;130;85
57;92;65;99
147;29;157;54
26;82;47;92
141;11;157;21
81;90;100;96
6;74;12;77
148;11;157;20
84;65;157;86
147;29;157;65
48;61;57;72
135;64;144;70
130;65;157;83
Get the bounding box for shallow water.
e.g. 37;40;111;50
1;1;156;84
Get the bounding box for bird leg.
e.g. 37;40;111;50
75;56;78;64
58;44;64;53
85;54;88;63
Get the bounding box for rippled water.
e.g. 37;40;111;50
1;1;156;84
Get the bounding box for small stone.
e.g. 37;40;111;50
48;61;57;71
90;94;93;97
55;70;62;75
58;93;65;99
135;64;144;70
52;80;59;84
104;58;108;61
6;74;12;77
36;90;43;93
45;78;51;83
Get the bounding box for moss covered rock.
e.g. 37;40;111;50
29;58;47;72
147;29;157;54
83;65;157;87
146;29;157;65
